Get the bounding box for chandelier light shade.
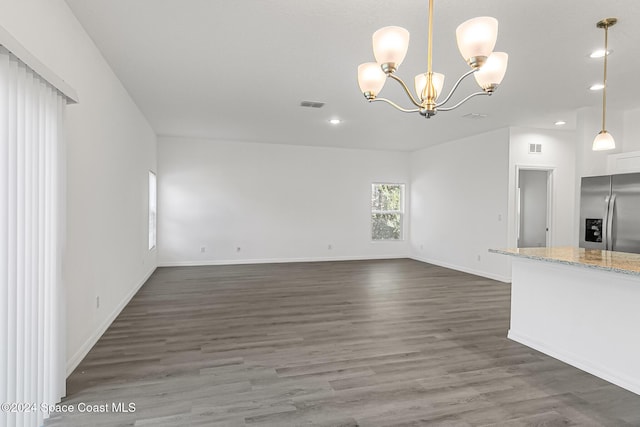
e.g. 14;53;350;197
372;26;410;73
357;62;387;99
455;17;499;68
592;18;617;151
415;72;445;101
474;52;509;92
357;0;507;118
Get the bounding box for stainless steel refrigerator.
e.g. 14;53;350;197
580;172;640;253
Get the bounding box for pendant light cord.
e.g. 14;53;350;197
602;25;609;131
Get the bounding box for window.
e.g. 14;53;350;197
149;171;157;250
371;183;404;240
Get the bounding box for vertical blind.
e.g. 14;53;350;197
0;46;66;427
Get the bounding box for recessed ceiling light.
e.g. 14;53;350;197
589;49;612;58
328;119;342;125
590;83;605;91
555;120;566;126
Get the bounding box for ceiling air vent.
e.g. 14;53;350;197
462;113;487;119
300;101;325;109
529;143;542;154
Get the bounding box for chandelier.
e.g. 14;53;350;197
592;18;617;151
357;0;508;118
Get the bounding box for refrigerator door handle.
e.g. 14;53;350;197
607;193;617;250
603;195;611;250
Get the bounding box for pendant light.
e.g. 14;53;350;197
592;18;617;151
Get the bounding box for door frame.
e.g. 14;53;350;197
515;165;555;248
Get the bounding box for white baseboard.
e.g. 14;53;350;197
158;254;407;267
66;266;157;377
508;329;640;396
410;255;511;283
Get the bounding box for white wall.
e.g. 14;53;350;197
158;137;410;265
410;129;511;282
623;107;640;153
508;128;576;248
0;0;158;374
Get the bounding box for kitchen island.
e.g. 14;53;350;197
490;246;640;395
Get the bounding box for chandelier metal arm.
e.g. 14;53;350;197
388;74;423;108
435;68;476;108
370;98;420;113
436;91;490;112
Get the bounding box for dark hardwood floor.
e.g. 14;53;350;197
45;259;640;426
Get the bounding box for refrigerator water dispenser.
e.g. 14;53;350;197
585;218;603;243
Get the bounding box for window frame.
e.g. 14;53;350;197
370;182;405;242
148;170;157;250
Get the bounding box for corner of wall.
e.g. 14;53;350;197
408;128;511;281
66;265;156;376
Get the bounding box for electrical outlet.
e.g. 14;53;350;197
328;244;332;250
236;247;241;252
420;244;424;250
477;255;481;262
200;246;206;253
96;296;100;309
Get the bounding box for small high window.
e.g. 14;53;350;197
371;183;404;241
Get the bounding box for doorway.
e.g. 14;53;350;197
517;169;552;248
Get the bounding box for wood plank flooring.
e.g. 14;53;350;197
45;259;640;426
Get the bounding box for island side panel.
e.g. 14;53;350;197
508;257;640;395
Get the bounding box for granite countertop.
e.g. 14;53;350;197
489;246;640;276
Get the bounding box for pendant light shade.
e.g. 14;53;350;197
372;26;410;71
593;130;616;151
414;72;445;101
456;17;498;68
357;62;387;99
474;52;508;91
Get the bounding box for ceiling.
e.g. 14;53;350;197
64;0;640;151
